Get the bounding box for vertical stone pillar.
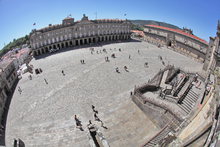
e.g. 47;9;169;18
72;40;76;46
39;49;42;55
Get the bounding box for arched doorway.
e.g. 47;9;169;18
80;39;83;45
76;40;79;46
93;38;96;43
70;41;73;46
53;45;56;49
45;47;49;53
57;44;60;49
89;38;91;44
167;40;172;47
84;39;87;44
41;49;45;54
61;43;64;48
65;42;69;48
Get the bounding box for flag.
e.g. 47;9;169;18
33;23;36;26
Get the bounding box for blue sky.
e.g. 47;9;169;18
0;0;219;49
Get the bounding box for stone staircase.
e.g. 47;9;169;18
143;125;172;147
178;89;198;115
173;76;189;97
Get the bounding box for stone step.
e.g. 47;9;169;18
182;97;193;106
189;90;198;97
185;96;195;104
187;92;198;101
178;104;191;114
182;100;192;111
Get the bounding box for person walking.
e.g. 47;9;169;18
44;78;48;84
62;70;65;76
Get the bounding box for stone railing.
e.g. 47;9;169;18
138;92;184;121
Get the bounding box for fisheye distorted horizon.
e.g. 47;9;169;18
0;0;219;49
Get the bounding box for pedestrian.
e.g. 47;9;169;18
92;105;95;110
88;120;92;126
29;75;32;80
18;86;22;94
74;115;84;131
44;78;48;84
101;121;108;129
92;105;98;113
62;70;65;76
116;67;119;73
129;55;131;59
94;113;101;122
138;50;140;54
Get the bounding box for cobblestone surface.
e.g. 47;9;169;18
5;41;203;146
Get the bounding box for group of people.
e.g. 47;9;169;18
18;86;22;94
74;105;108;132
80;60;85;64
115;66;129;73
91;105;107;129
104;56;109;62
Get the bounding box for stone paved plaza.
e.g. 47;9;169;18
5;40;203;147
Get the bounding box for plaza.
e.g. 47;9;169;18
5;40;203;147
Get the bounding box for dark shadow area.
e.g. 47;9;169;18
167;40;172;47
0;79;19;146
89;130;100;147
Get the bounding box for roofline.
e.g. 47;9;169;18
30;19;130;36
145;24;208;45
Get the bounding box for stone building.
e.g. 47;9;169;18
0;60;17;123
203;21;220;71
144;25;209;62
30;14;132;56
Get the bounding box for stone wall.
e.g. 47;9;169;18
143;26;208;63
132;94;168;128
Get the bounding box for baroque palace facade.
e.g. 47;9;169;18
30;14;131;56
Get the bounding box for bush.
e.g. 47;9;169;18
0;35;29;57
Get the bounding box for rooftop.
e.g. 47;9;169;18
145;25;208;45
0;59;14;71
32;18;127;34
